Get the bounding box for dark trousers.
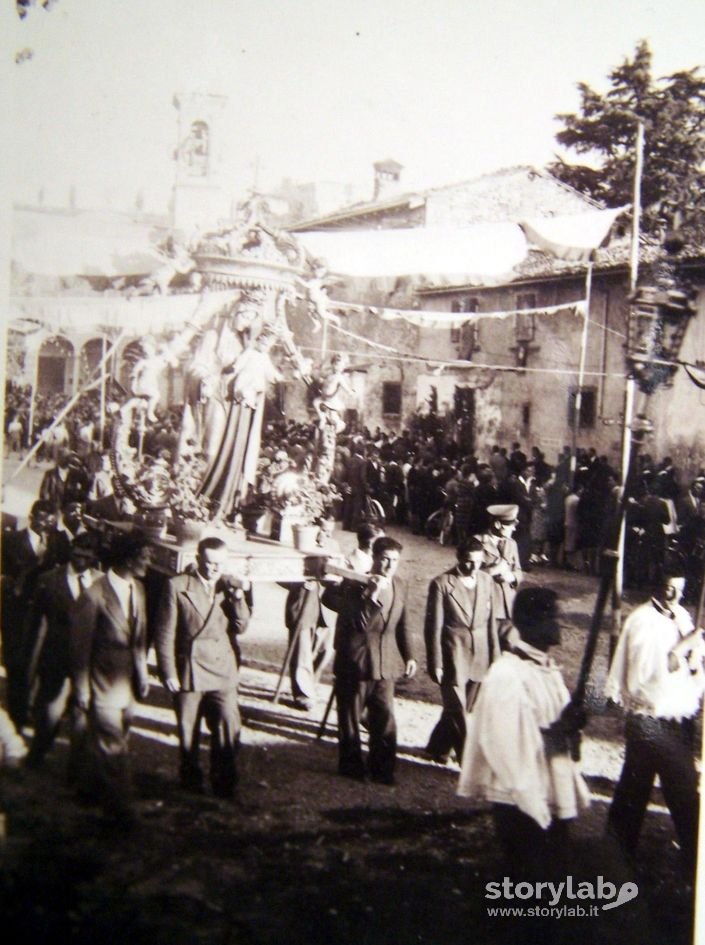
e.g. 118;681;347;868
335;676;396;780
608;713;699;870
426;676;481;761
1;617;29;730
27;673;72;765
87;700;135;816
175;688;240;797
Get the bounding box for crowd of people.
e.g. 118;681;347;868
1;406;704;890
258;418;705;604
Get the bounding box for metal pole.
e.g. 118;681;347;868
570;263;593;487
630;121;645;292
609;118;646;656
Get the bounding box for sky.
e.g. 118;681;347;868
7;0;705;216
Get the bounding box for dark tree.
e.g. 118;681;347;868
549;42;705;241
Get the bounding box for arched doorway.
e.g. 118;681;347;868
37;335;74;395
79;337;114;387
118;340;145;393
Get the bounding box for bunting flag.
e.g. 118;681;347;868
327;298;587;329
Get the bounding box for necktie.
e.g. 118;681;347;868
128;583;137;636
498;539;507;557
78;572;89;597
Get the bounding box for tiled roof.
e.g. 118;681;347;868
289;165;598;231
419;235;705;294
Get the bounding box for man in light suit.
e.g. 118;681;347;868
322;536;416;785
476;504;523;621
424;538;502;764
25;532;101;771
70;530;152;823
155;537;251;798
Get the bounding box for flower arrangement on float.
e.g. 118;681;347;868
121;447;214;541
243;450;341;548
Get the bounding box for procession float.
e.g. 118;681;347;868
104;203;351;580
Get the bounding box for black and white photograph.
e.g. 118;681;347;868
2;1;705;943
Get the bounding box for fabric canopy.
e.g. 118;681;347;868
297;222;528;283
519;207;627;262
297;207;625;279
8;289;240;336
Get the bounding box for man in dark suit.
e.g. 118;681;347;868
25;532;101;770
155;536;251;798
424;538;502;764
342;442;368;531
1;499;62;729
70;531;152;824
323;536;416;784
498;459;533;568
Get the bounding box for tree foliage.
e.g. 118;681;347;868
549;42;705;242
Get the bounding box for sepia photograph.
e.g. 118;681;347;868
2;1;705;943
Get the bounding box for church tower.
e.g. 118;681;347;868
172;92;230;235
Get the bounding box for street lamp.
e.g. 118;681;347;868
626;200;697;392
627;275;697;393
575;241;696;714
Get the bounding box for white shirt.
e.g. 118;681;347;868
106;569;137;619
605;599;704;720
346;547;374;574
27;528;46;557
66;564;100;601
458;644;591;829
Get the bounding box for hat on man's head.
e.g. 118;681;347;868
487;504;519;523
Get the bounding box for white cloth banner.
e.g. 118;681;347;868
520;207;627;261
8;289;240;336
297;207;625;278
297;223;528;281
330;298;587;330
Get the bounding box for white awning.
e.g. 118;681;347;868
8;289;239;336
519;207;627;262
297;222;528;283
296;207;625;279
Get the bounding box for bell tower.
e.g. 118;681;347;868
172;92;230;235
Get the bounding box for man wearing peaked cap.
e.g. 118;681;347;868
486;504;519;524
475;505;523;621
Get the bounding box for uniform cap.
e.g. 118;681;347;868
487;504;519;523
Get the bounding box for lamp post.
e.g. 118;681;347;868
574;238;696;709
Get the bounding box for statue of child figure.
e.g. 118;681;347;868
123;336;179;423
313;353;356;434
